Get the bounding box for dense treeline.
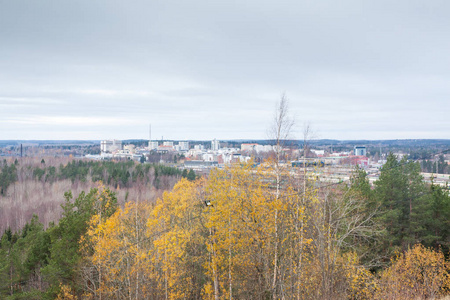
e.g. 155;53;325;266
352;153;450;264
0;158;191;233
0;159;18;196
1;158;185;194
32;160;183;188
1;153;450;299
0;185;118;299
420;154;450;174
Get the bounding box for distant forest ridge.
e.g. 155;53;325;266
0;140;99;147
1;139;450;147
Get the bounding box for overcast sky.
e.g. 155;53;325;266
1;0;449;141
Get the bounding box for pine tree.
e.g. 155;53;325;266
374;153;426;252
187;169;196;181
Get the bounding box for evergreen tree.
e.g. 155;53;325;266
0;161;17;196
374;153;426;252
187;169;196;181
0;215;48;298
349;167;374;207
0;231;13;296
42;186;118;298
421;183;450;252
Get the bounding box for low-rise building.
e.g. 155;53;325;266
241;143;274;153
157;145;175;153
123;144;136;154
148;141;159;150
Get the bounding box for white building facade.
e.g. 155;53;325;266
354;146;367;156
211;139;220;151
178;141;189;151
148;141;159;150
101;140;122;153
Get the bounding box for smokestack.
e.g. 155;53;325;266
20;144;23;157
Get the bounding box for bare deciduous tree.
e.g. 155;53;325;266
268;94;295;300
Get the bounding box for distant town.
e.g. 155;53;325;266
1;138;449;187
1;137;450;299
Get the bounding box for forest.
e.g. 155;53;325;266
0;157;190;234
0;151;449;299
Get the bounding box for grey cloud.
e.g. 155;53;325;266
0;0;449;140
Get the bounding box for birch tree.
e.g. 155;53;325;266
267;94;294;300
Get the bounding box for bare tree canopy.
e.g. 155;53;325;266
269;93;295;149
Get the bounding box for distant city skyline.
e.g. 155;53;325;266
1;1;449;141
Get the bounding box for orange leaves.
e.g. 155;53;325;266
341;252;377;299
376;244;450;299
75;162;450;299
147;178;206;299
56;284;77;300
81;199;153;299
202;162;313;298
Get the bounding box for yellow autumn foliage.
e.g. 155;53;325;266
77;163;450;299
375;244;450;300
56;284;77;300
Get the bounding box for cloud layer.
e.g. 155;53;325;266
1;0;449;140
